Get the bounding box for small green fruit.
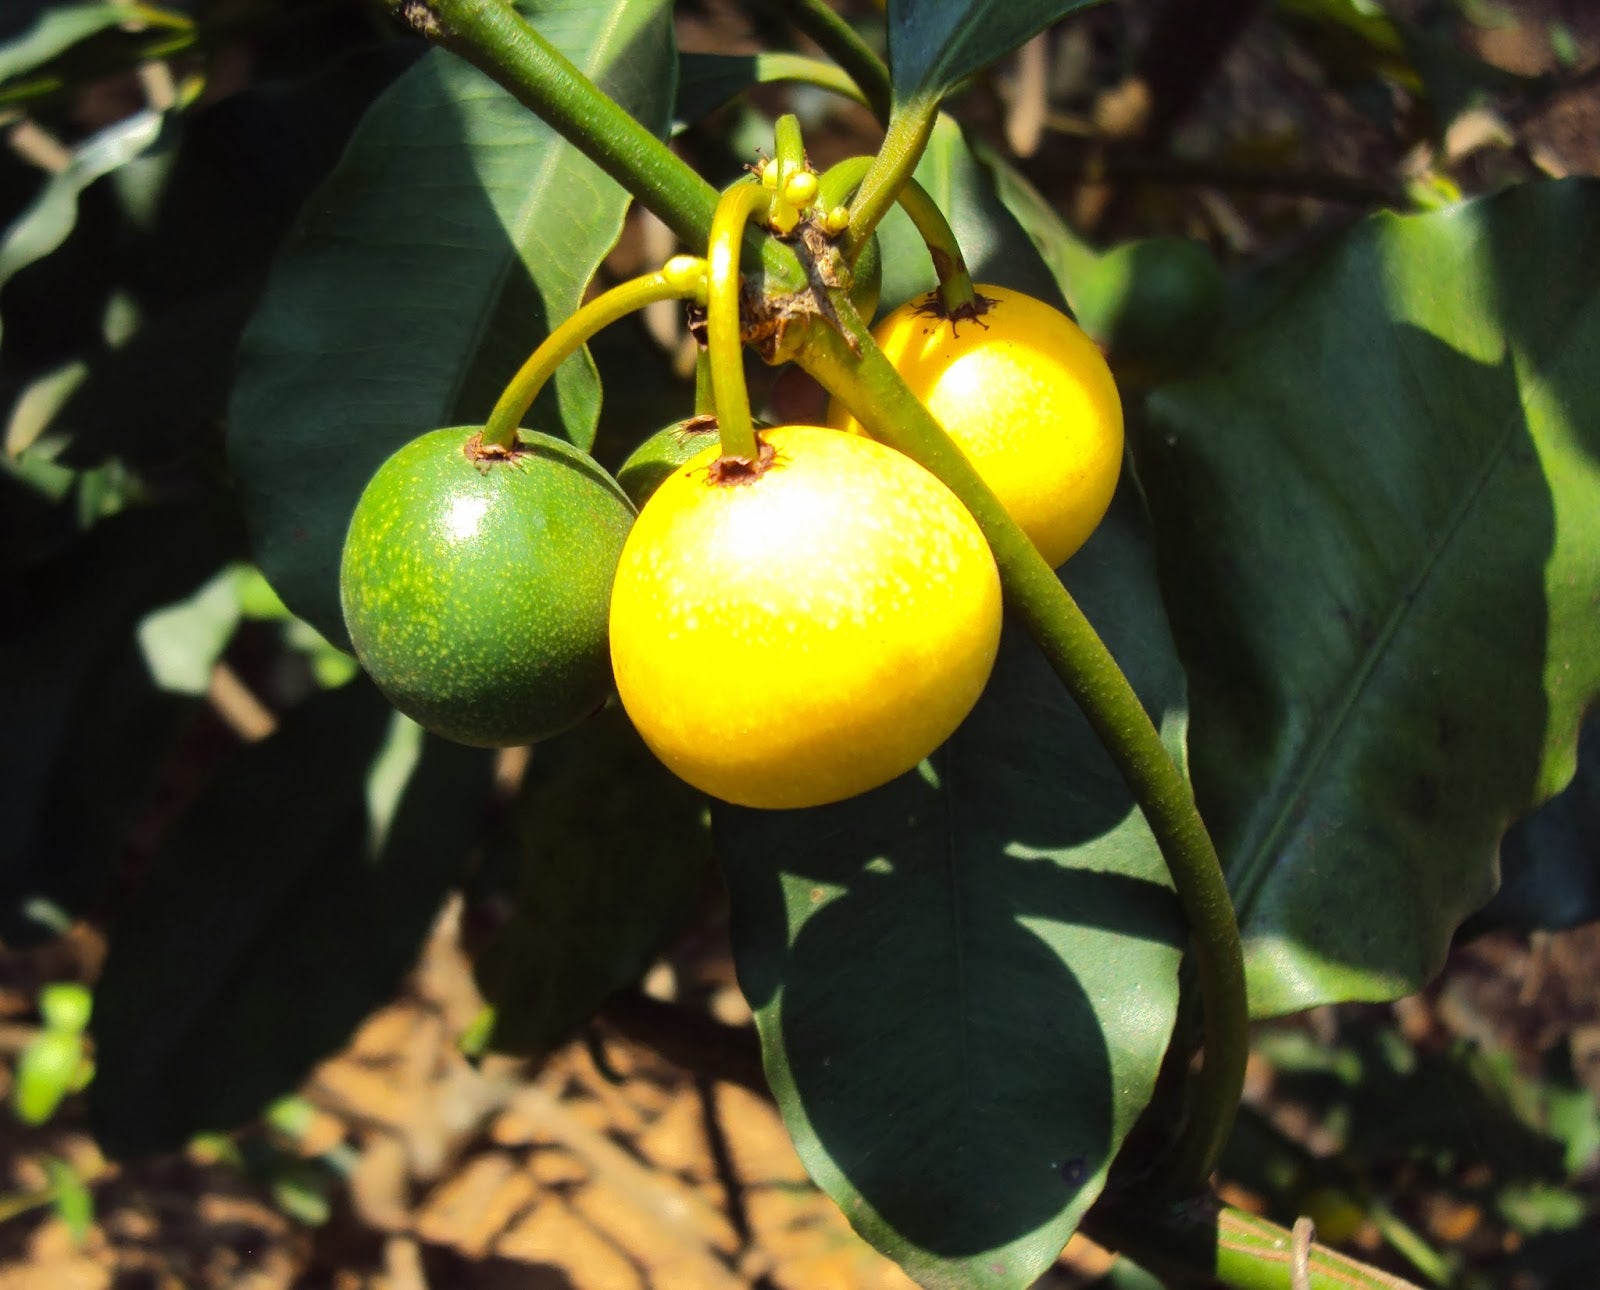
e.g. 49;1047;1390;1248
38;982;91;1035
615;417;723;509
340;427;635;747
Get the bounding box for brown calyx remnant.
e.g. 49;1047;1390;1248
399;0;444;38
705;438;777;486
673;414;720;442
913;287;996;337
464;431;525;473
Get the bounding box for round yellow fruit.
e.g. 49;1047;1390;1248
608;425;1003;810
831;284;1124;568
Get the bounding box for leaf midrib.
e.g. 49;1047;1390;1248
1229;268;1584;922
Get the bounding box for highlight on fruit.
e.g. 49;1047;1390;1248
607;425;1004;811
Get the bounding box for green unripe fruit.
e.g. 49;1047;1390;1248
340;427;636;747
1071;236;1224;373
615;417;724;509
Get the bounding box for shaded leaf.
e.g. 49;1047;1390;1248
886;0;1101;105
473;704;711;1056
0;500;235;943
715;485;1186;1290
229;0;676;645
90;683;494;1158
1138;179;1600;1017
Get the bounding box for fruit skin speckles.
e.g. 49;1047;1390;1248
607;425;1003;810
340;426;636;748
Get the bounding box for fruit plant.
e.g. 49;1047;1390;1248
4;1;1599;1287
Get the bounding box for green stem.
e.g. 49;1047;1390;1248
749;52;870;109
693;348;715;418
707;184;772;462
483;270;699;449
389;0;717;251
819;157;975;310
843;91;939;259
785;0;892;123
797;305;1248;1195
1087;1200;1424;1289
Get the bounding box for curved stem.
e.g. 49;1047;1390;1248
483;269;701;449
843;91;939;259
749;52;870;109
819;157;975;310
785;0;892;123
797;303;1248;1195
1087;1200;1424;1290
706;184;772;462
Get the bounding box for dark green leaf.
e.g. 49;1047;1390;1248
90;682;494;1158
473;705;711;1056
229;0;676;645
1138;179;1600;1017
875;114;1064;316
715;485;1186;1290
886;0;1102;104
0;501;234;943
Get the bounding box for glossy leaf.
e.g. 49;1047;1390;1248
874;114;1063;316
715;486;1186;1290
886;0;1101;104
228;0;676;644
473;704;711;1056
1138;179;1600;1017
90;683;494;1158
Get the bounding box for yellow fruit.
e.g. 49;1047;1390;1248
609;425;1002;809
830;284;1124;568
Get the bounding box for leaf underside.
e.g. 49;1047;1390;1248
885;0;1104;104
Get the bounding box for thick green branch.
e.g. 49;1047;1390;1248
798;304;1248;1195
393;0;714;247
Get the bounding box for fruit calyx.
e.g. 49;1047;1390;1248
705;435;777;485
912;285;996;333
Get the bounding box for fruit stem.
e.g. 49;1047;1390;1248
693;348;716;418
819;156;977;312
796;302;1248;1198
843;91;940;260
706;182;772;464
785;0;892;123
483;267;704;450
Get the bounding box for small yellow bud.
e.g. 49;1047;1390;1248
660;255;707;302
782;170;819;209
822;205;851;236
